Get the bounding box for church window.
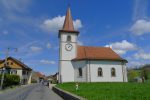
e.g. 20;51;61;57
111;68;116;77
67;35;71;42
98;67;103;77
78;68;82;77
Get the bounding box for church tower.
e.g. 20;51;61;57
58;7;79;82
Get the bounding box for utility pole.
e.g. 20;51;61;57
0;48;17;90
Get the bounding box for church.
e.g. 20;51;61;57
58;7;128;83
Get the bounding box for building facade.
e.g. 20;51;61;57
59;7;128;83
0;57;32;84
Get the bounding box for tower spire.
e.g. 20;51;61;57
62;7;74;31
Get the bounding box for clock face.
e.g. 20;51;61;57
65;44;73;51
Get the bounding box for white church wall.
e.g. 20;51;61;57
59;32;77;60
89;61;124;82
72;61;87;82
60;43;77;60
60;33;77;42
60;61;74;82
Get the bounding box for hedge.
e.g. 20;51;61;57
0;74;20;88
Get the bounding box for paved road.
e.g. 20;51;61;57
0;84;63;100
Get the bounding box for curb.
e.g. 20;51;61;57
52;86;86;100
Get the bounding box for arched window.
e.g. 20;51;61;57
111;68;116;77
98;67;102;77
67;35;71;42
78;68;82;77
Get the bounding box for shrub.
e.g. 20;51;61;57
0;74;20;88
141;65;150;80
31;79;37;83
128;70;140;82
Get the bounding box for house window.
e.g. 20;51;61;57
98;67;103;77
78;68;82;77
7;62;9;65
10;70;17;74
67;35;71;42
111;68;116;77
26;71;29;75
11;62;13;65
14;70;17;74
22;70;26;75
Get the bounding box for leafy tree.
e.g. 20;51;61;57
141;64;150;80
128;70;139;82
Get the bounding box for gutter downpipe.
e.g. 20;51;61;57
89;60;91;83
121;61;125;82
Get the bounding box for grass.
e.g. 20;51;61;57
56;82;150;100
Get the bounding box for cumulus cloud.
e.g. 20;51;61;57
130;19;150;35
30;46;42;52
46;43;51;49
134;52;150;60
78;40;83;45
41;15;82;33
40;60;55;65
105;40;137;55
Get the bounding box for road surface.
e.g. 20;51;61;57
0;84;62;100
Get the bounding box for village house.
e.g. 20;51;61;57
47;72;59;83
58;7;128;83
0;57;32;85
31;71;45;83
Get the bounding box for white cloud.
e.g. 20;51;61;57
30;46;42;52
0;0;31;13
46;43;51;49
132;0;148;21
134;52;150;60
112;50;126;55
74;19;83;30
129;61;143;67
40;60;56;65
41;15;83;33
78;40;83;45
105;40;137;55
130;19;150;35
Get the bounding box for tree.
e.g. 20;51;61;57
128;70;139;82
141;64;150;80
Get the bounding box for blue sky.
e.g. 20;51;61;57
0;0;150;75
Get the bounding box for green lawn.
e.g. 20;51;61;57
56;83;150;100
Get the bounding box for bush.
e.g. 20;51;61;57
31;79;37;83
0;74;20;88
128;70;140;82
142;65;150;78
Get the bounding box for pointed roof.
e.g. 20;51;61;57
59;7;79;37
62;7;74;31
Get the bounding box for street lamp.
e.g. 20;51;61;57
0;48;18;90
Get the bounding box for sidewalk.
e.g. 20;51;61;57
49;84;56;89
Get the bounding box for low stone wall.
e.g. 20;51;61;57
52;86;86;100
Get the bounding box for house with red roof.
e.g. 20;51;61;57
58;7;128;83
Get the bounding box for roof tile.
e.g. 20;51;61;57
73;46;127;62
